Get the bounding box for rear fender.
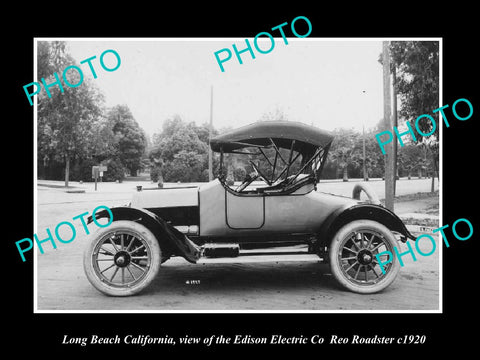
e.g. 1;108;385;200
87;206;201;263
318;203;415;249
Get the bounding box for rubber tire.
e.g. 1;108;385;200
328;219;400;294
83;220;162;297
352;182;381;205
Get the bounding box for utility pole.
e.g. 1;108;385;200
208;85;214;181
392;65;398;195
361;90;368;181
383;41;395;211
363;125;367;181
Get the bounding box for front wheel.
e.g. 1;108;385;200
328;220;400;294
83;220;161;296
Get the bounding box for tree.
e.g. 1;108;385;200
37;41;66;80
37;41;104;187
69;118;117;182
329;128;360;181
196;122;218;144
351;127;385;180
149;116;209;182
163;150;206;182
87;116;118;162
389;41;439;139
106;105;147;176
259;106;288;122
389;41;439;191
102;157;127;182
398;144;425;179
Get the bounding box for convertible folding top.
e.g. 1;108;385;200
210;120;334;156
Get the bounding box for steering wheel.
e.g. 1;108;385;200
235;172;259;192
249;161;272;185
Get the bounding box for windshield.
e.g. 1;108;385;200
216;139;330;193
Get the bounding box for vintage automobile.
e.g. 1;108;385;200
83;121;415;297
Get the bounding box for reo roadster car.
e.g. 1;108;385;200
83;121;415;296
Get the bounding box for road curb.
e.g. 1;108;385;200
399;212;439;234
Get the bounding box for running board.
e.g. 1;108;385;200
197;253;322;265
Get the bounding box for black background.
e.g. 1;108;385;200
5;4;477;356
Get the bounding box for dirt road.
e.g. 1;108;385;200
34;178;440;312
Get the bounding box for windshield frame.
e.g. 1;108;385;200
216;137;331;193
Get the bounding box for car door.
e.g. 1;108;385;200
225;191;265;229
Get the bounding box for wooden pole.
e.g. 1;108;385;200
363;125;367;181
383;41;394;211
208;85;213;181
392;65;398;195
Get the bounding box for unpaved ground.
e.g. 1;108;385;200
35;178;440;311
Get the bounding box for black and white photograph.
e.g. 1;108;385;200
32;37;441;312
7;7;478;355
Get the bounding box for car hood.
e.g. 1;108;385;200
131;186;199;209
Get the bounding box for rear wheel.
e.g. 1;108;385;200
328;219;400;294
83;220;161;296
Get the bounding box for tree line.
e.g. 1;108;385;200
147;117;436;184
325;126;435;181
37;42;147;185
38;41;438;186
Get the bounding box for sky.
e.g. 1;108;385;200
63;38;385;138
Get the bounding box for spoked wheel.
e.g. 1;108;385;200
83;221;161;296
329;219;400;294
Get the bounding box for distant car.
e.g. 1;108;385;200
83;121;415;296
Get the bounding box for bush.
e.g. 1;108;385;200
150;166;162;182
102;158;126;182
162;151;205;182
70;158;96;182
233;167;246;181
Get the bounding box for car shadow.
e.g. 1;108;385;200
147;260;341;295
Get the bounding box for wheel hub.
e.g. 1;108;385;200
114;251;131;268
357;249;374;265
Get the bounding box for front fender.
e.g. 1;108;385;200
87;206;201;263
318;203;416;248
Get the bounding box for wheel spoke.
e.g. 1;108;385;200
99;246;115;256
343;246;358;255
110;266;119;282
372;257;390;272
345;261;359;273
100;263;116;274
370;265;380;278
366;234;374;249
96;258;114;261
130;261;147;273
357;232;364;248
125;235;134;252
108;237;120;252
341;256;357;261
131;256;149;260
374;254;390;263
121;267;125;284
120;234;124;251
363;265;369;281
351;239;360;251
370;241;386;252
354;265;362;280
129;244;146;255
126;265;137;280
